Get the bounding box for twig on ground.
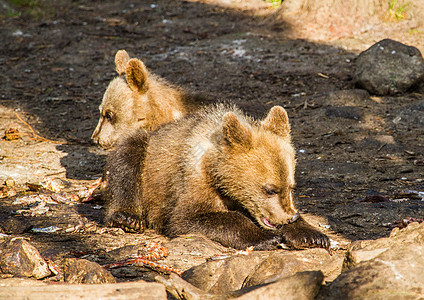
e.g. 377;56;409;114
102;243;183;275
14;113;64;144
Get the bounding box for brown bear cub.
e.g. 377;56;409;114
105;104;330;250
91;50;206;149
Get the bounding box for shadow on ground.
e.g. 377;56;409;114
1;0;424;255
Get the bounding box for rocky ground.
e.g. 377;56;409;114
0;0;423;298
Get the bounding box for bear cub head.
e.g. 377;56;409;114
206;106;298;230
91;50;186;149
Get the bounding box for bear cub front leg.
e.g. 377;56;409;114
104;129;149;234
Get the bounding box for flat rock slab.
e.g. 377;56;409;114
0;278;48;287
0;280;166;300
182;252;265;294
102;235;231;280
163;235;230;271
157;270;324;300
234;270;324;300
182;248;343;294
354;39;424;95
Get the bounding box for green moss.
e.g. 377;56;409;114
264;0;282;8
5;0;56;19
388;0;410;20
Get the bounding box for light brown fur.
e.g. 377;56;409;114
105;104;330;250
91;50;205;149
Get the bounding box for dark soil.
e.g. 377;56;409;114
0;0;423;281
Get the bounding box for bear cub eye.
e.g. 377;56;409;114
104;110;115;123
263;184;279;196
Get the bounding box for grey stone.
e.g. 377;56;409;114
343;221;424;270
234;271;324;300
392;100;424;129
182;253;265;294
244;249;344;287
182;248;343;294
156;274;217;300
354;39;424;95
0;238;51;279
157;270;324;300
318;222;424;299
242;252;290;288
63;258;116;284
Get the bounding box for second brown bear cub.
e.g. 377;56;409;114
105;104;330;250
91;50;205;149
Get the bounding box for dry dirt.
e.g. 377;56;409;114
0;0;423;282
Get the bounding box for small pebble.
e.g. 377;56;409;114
5;179;15;187
32;226;61;233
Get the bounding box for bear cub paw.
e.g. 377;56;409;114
106;211;144;233
280;218;330;250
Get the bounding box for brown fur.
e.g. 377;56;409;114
105;104;330;250
91;50;207;149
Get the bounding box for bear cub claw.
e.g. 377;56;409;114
280;217;330;250
106;211;144;233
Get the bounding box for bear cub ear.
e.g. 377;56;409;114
115;50;130;75
126;59;149;93
222;112;252;149
261;106;291;138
